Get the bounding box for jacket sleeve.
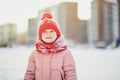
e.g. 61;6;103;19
24;51;36;80
63;50;77;80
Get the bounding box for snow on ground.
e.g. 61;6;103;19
71;47;120;80
0;46;120;80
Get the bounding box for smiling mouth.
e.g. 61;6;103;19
46;37;52;39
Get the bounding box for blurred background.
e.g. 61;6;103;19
0;0;120;48
0;0;120;80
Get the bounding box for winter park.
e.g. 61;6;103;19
0;0;120;80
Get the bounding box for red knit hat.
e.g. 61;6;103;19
38;12;61;40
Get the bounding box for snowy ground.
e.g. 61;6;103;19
0;46;120;80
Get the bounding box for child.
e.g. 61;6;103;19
24;12;77;80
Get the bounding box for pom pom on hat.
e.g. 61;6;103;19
38;12;61;40
41;12;53;20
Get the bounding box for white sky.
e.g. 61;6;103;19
0;0;92;33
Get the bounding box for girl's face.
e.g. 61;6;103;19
41;29;57;43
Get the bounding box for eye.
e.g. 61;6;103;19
50;30;54;32
43;30;47;33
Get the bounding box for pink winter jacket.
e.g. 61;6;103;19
24;36;77;80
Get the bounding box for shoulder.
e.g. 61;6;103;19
64;49;73;55
29;50;40;58
58;49;73;58
30;50;37;55
63;49;74;59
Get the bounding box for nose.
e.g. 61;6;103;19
46;32;51;36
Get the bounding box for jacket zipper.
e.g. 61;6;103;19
50;54;53;80
42;53;45;80
60;72;64;80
